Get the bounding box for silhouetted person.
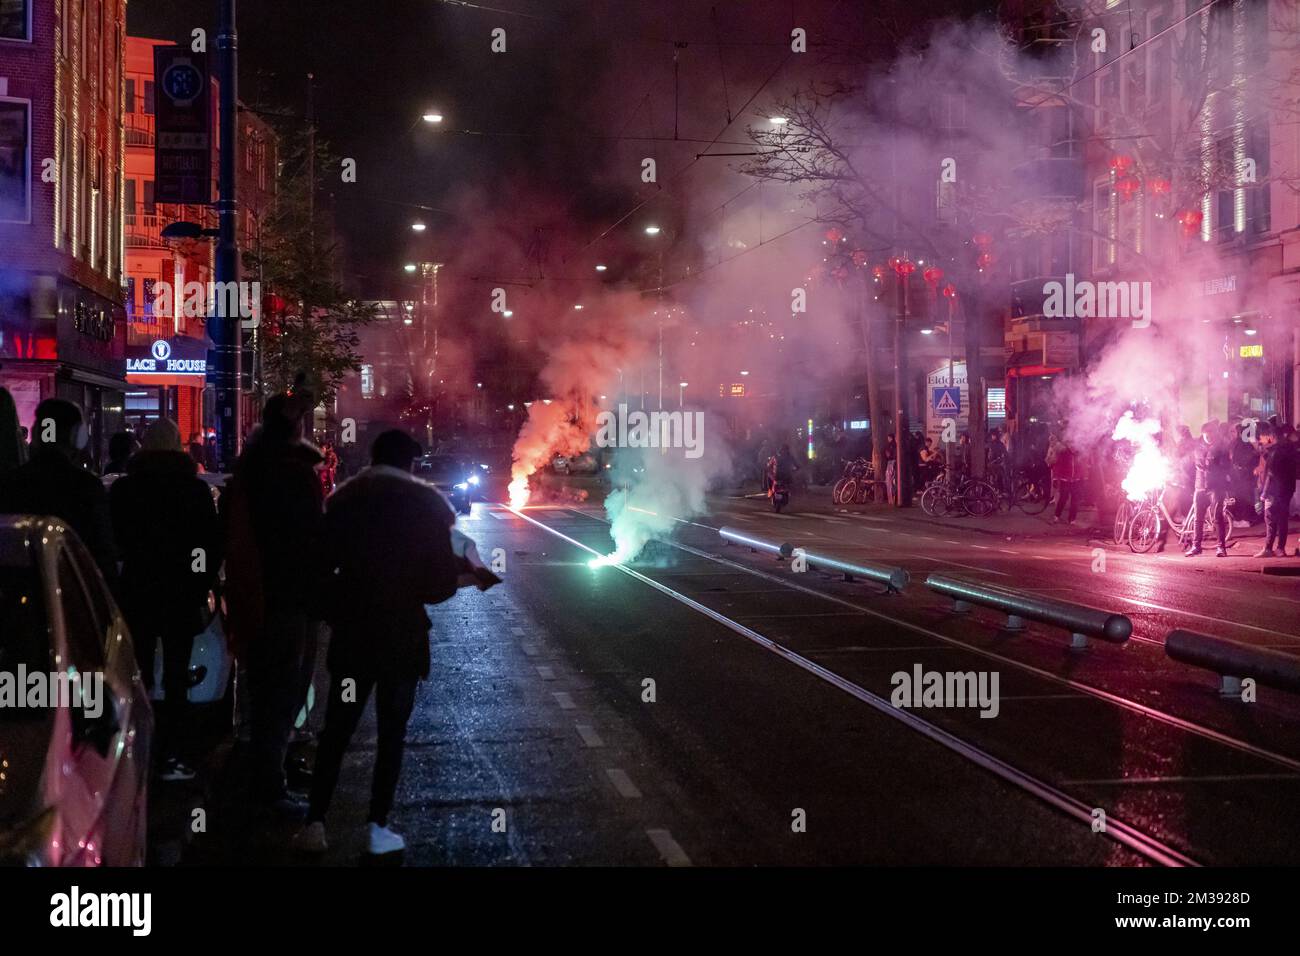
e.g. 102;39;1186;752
293;430;460;856
223;392;324;813
110;418;221;780
0;398;116;583
1188;421;1232;557
104;431;140;476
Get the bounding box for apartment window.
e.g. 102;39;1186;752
1093;178;1116;268
143;81;155;115
1246;121;1270;235
244;133;254;172
143;179;155;214
124;177;135;211
142;279;157;322
0;0;30;41
361;365;375;398
60;119;70;238
125;78;136;114
0;98;31;223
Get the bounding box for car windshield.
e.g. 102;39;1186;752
419;457;467;482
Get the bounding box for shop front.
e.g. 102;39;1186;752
122;335;211;443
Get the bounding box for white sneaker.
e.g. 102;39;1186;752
367;822;405;855
292;821;328;853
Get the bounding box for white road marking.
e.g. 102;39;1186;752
646;829;692;867
553;691;576;710
575;724;605;748
536;665;556;680
605;768;642;798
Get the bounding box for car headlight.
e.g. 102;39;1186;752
454;482;469;491
467;474;480;485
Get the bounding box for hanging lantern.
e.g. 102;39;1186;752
850;248;869;267
977;251;995;270
1109;154;1134;175
1147;176;1171;196
922;265;944;286
892;257;915;277
1116;176;1140;202
825;227;843;243
941;283;958;299
1177;209;1203;236
872;265;887;280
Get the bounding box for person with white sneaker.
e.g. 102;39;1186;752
293;431;462;857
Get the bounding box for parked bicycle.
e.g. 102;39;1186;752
920;474;999;518
1126;487;1235;553
832;458;878;506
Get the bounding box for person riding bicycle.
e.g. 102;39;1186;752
774;444;800;485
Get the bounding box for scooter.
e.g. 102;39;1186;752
766;456;790;513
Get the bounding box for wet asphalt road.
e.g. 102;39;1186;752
187;486;1300;866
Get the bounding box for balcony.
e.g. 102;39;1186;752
125;202;217;250
125;112;154;148
126;314;177;347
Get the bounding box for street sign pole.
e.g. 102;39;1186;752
213;0;241;470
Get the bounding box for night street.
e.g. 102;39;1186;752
6;0;1300;938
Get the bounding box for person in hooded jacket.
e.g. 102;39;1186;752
109;418;221;781
293;429;460;856
1188;421;1233;557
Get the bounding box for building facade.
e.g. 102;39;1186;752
0;0;128;466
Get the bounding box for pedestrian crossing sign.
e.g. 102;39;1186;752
932;387;961;415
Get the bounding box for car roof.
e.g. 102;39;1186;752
0;515;71;567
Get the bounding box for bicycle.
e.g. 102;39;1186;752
920;473;998;518
833;458;877;506
992;467;1050;516
1127;487;1235;553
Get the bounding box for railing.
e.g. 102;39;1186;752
125;112;154;148
124;202;217;249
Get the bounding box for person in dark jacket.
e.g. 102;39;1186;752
0;398;116;583
0;386;27;480
293;430;461;856
1254;424;1297;557
110;418;221;780
1188;421;1233;557
223;391;325;813
104;431;140;476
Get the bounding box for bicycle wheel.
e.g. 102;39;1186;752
832;478;850;505
962;480;999;518
1112;501;1130;545
1017;479;1049;516
1128;507;1161;553
920;482;946;516
855;480;875;505
837;478;857;506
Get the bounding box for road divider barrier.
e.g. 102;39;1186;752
1164;629;1300;699
924;574;1131;649
796;548;909;593
719;526;793;559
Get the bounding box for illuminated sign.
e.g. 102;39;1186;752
987;387;1006;416
729;383;746;397
1240;344;1264;358
849;420;868;430
125;339;207;376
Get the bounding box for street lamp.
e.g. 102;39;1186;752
644;225;661;235
889;255;915;508
404;263;417;273
411;222;426;232
679;381;688;407
595;264;607;272
422;112;444;124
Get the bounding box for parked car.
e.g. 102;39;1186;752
0;515;152;866
553;452;599;475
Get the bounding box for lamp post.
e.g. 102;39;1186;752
679;381;688;408
212;0;241;470
890;255;915;507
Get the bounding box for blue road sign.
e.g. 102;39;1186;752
932;387;961;415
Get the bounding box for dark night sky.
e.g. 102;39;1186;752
127;1;894;295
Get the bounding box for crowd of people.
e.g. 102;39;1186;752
0;384;497;857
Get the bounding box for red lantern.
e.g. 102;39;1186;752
825;227;843;243
891;257;915;277
872;265;887;280
1177;209;1203;236
941;283;957;299
1116;176;1140;202
922;265;944;286
850;248;868;267
977;251;995;270
1147;177;1171;196
1109;154;1134;175
971;232;993;248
